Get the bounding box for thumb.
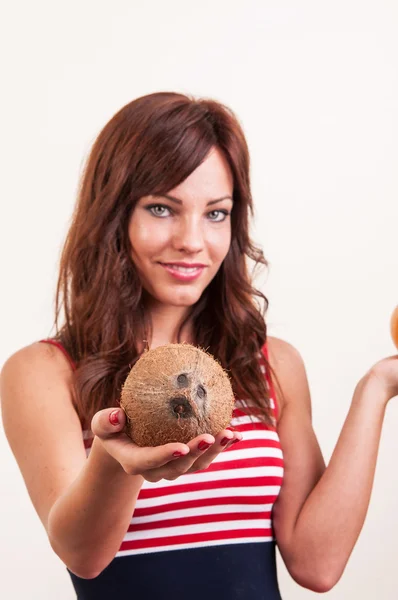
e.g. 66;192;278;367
91;407;127;439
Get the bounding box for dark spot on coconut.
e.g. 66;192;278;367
197;384;207;400
176;373;189;387
169;396;193;419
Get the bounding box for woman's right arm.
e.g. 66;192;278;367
0;342;143;578
1;342;241;579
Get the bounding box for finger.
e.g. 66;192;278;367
189;428;242;455
125;442;191;472
143;433;216;479
218;428;244;450
141;430;244;481
186;430;244;473
175;428;241;467
91;407;127;439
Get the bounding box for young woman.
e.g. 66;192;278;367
1;92;397;600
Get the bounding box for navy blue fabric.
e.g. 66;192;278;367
68;542;282;599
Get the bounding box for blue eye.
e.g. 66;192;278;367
208;210;230;222
146;204;170;218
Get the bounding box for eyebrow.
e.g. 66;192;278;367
155;194;233;206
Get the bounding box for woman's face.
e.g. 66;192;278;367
128;147;233;311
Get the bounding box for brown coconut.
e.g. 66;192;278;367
120;343;235;446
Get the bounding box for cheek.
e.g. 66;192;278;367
129;219;169;256
208;227;231;260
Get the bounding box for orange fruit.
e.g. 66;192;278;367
391;305;398;350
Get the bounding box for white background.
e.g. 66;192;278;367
1;1;398;598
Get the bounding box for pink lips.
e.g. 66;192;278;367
161;262;207;268
160;263;205;282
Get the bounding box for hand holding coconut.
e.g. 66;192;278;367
90;407;241;483
91;343;242;482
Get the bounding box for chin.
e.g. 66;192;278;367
155;287;204;307
167;292;202;306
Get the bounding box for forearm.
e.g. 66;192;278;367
47;436;143;578
291;376;388;585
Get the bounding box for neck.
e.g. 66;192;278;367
145;304;195;350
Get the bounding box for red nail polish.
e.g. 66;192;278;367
109;410;119;425
172;451;184;457
198;441;211;451
220;437;231;446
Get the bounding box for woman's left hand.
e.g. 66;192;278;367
362;354;398;405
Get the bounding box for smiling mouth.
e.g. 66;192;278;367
161;264;204;273
159;263;206;281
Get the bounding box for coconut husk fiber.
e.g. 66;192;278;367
120;343;235;446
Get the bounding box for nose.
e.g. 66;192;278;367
172;216;205;254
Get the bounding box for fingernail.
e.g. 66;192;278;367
172;451;184;457
220;437;231;446
109;410;120;425
198;441;212;451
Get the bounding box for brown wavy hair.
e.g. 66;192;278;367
50;91;281;429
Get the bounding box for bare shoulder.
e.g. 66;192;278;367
2;340;74;380
1;341;77;412
266;336;311;420
266;335;303;363
0;342;87;530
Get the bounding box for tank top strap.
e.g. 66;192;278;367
261;341;279;423
38;339;76;371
